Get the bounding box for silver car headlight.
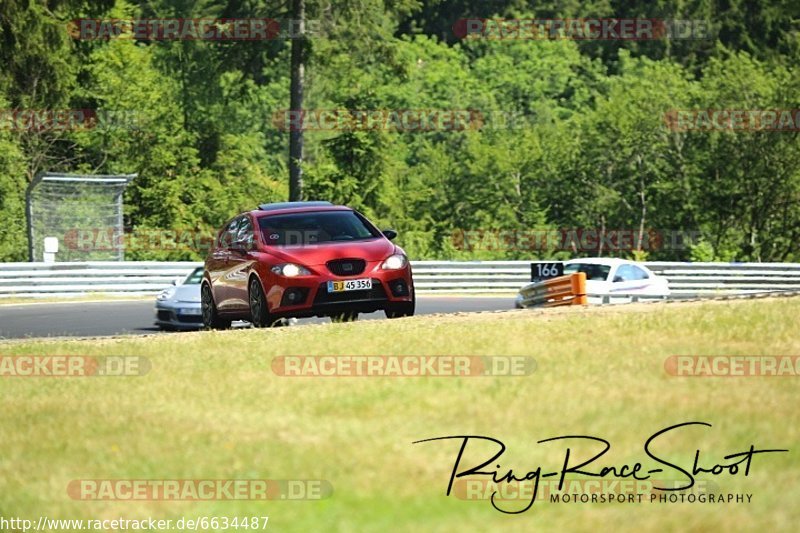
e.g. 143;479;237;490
381;254;408;270
271;263;311;277
157;288;176;301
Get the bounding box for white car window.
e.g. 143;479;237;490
614;264;650;282
630;265;650;280
614;265;635;282
564;263;611;281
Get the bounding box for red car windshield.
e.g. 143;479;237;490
259;210;382;246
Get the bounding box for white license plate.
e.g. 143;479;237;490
179;308;202;316
327;278;372;292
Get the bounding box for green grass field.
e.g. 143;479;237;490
1;298;798;532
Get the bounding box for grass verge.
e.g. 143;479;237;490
1;298;798;532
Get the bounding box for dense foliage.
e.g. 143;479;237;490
0;0;798;261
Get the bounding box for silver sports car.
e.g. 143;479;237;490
154;267;203;330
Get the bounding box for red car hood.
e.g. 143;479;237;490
264;238;396;266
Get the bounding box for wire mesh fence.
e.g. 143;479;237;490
26;173;136;261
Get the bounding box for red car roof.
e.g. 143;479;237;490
250;204;351;218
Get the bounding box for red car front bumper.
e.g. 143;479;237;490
262;261;414;318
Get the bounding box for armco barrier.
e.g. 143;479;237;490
518;273;587;307
645;262;800;296
0;260;799;298
0;261;199;297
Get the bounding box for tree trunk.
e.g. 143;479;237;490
288;0;305;201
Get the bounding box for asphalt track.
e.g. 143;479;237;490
0;296;514;340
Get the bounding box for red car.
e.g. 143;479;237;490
201;201;415;328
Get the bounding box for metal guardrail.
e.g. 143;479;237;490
414;261;800;296
645;262;800;295
0;260;799;298
410;261;530;292
518;273;587;307
588;294;671;304
0;262;199;297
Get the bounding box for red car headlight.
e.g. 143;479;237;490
271;263;311;277
381;254;408;270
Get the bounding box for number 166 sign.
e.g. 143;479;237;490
530;262;564;282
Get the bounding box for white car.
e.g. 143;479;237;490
564;258;670;304
515;258;670;307
155;267;297;330
154;267;204;330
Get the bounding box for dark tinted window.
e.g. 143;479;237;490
237;216;255;248
259;211;381;246
184;267;204;285
218;218;240;249
564;262;611;281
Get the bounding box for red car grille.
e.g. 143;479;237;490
326;258;366;276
